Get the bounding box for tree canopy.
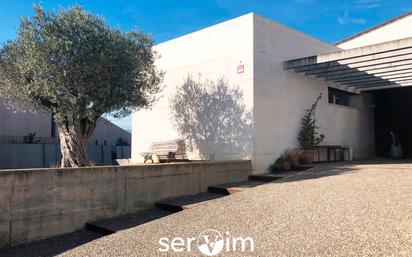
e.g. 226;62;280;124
0;5;162;121
0;5;163;167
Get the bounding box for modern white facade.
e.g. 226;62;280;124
336;11;412;49
132;12;412;173
133;14;255;162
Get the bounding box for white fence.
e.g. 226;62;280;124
0;143;131;169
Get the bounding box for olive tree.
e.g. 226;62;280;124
0;5;163;167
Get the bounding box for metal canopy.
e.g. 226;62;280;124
284;37;412;92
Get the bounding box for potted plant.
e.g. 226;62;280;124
298;94;325;164
281;155;292;171
284;148;303;168
271;154;292;172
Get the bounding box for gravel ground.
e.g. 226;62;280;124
90;208;173;232
4;161;410;257
157;193;224;209
0;229;102;257
59;161;412;257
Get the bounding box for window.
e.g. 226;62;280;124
328;87;355;107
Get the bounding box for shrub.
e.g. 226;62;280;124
270;154;291;172
23;132;40;144
298;94;325;150
284;148;303;167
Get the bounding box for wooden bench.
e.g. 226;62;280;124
141;140;188;163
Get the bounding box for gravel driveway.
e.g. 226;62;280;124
59;161;412;256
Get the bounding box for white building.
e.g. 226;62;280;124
132;11;412;173
0;100;131;146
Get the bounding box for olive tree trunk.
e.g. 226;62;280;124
58;117;97;167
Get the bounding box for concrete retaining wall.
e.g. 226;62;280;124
0;160;251;248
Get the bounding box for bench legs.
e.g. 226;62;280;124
167;152;176;163
327;147;349;161
143;154;154;163
142;152;180;163
318;146;349;162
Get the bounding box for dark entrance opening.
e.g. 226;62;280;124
374;87;412;157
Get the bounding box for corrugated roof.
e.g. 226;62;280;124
336;10;412;46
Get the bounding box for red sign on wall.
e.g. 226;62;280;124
237;62;244;74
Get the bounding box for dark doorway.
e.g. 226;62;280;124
374;87;412;157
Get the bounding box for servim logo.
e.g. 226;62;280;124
196;229;225;256
159;229;254;256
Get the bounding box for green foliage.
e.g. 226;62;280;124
298;94;325;150
0;5;163;167
275;155;286;166
23;132;40;144
270;154;290;172
0;5;163;122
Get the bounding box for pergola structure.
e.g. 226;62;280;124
284;37;412;92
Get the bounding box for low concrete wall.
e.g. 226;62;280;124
0;160;251;248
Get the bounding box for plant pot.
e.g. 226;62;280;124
282;161;292;171
289;157;300;167
302;150;316;164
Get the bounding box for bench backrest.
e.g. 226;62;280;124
149;140;186;156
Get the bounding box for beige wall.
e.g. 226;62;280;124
337;14;412;49
132;13;255;162
0;160;251;248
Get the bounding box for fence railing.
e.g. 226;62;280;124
0;135;59;144
0;143;131;169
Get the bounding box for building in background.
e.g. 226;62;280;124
0;100;131;169
0;100;131;145
129;11;412;173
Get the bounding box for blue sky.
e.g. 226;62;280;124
1;0;411;131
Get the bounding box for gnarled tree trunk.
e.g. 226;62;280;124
58;117;97;167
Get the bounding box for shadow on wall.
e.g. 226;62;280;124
169;76;253;160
